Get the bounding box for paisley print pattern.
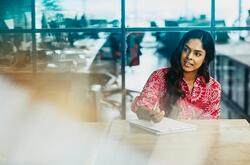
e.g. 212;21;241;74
131;68;221;119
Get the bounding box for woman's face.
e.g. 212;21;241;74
181;39;206;74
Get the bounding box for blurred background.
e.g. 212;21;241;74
0;0;250;123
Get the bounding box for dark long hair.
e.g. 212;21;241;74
164;29;215;112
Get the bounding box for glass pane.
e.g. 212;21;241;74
216;0;250;27
216;30;250;114
36;0;120;28
125;31;187;92
248;68;250;116
125;31;179;118
216;56;230;96
36;31;122;121
126;0;211;27
37;32;109;72
0;0;31;29
0;33;32;72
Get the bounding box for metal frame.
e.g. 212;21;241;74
2;26;250;34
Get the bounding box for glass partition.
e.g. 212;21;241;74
36;0;121;28
216;30;250;117
0;33;32;72
216;0;250;27
1;0;250;121
36;31;108;72
0;0;31;29
126;0;211;27
35;31;122;121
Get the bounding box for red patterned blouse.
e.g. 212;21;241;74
131;68;221;119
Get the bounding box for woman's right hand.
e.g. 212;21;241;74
136;106;165;123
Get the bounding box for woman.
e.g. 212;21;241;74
131;30;221;122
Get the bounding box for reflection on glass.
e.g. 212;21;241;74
216;31;250;118
36;0;120;28
37;32;111;72
231;63;245;109
125;31;185;93
0;0;31;29
126;0;211;27
248;70;250;116
0;33;32;71
216;0;250;27
35;32;123;121
126;32;144;67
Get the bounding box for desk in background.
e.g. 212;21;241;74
95;119;250;165
0;38;106;74
41;38;106;73
56;38;106;73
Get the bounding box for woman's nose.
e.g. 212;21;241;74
187;52;193;60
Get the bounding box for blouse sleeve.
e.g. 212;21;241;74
200;81;222;119
131;69;166;112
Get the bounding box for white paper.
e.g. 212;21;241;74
129;118;197;135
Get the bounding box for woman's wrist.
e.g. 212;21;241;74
136;107;151;121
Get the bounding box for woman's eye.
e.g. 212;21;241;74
183;47;189;53
195;53;202;57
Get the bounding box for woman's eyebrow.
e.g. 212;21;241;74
184;44;205;53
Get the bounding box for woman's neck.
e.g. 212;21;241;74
183;72;197;83
183;72;197;93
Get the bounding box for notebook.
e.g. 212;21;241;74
129;118;197;135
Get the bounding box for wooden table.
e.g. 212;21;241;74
1;119;249;164
95;119;250;165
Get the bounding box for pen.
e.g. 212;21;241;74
149;101;159;123
153;101;159;111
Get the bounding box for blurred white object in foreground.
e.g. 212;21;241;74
0;76;106;165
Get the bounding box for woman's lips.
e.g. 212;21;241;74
184;60;193;67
